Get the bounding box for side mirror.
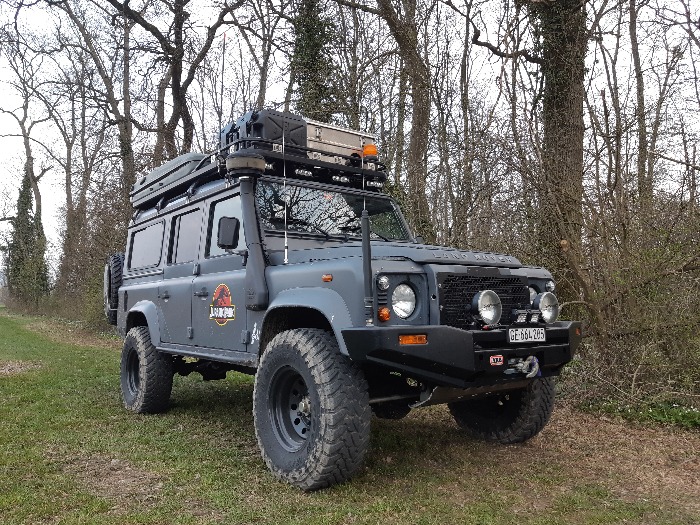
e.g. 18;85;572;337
414;235;424;244
217;216;240;250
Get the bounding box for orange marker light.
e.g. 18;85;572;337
399;334;428;345
363;143;378;157
322;274;333;282
378;307;391;322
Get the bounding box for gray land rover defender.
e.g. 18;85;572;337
104;109;581;490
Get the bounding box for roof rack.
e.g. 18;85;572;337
130;110;386;211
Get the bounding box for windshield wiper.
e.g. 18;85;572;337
287;218;331;239
339;224;390;241
371;231;390;241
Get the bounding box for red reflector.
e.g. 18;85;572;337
399;334;427;345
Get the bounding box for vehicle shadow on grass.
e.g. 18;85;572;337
168;372;486;476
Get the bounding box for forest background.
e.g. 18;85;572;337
0;0;698;420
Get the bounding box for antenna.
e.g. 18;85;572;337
360;90;366;211
283;127;289;265
219;32;226;138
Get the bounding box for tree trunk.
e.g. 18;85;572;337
629;0;650;205
376;0;435;242
531;0;587;302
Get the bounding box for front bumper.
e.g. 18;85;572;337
341;321;581;388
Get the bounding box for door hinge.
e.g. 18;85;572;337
240;330;251;344
187;326;194;339
193;263;200;276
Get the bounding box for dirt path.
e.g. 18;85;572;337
525;405;698;513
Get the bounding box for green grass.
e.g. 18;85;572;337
0;312;695;525
593;400;700;430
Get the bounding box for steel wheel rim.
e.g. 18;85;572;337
268;366;311;453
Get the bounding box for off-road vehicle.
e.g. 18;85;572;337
104;109;581;490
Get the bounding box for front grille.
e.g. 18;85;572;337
438;274;529;329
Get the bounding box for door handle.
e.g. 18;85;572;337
193;288;208;297
160;291;170;300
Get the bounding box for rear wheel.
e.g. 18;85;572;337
448;377;555;444
120;326;174;413
253;328;371;491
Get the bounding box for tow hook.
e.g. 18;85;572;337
505;356;540;378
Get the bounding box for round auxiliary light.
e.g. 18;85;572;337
546;280;556;292
529;286;538;304
472;290;502;326
391;284;416;319
534;292;560;323
377;275;390;291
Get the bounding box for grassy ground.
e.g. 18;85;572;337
1;310;698;525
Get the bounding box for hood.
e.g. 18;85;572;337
274;241;523;268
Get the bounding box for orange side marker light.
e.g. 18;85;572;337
399;334;427;345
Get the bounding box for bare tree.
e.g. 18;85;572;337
100;0;244;161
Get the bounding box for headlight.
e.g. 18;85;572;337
472;290;502;325
391;283;416;319
546;280;556;292
529;286;537;304
534;292;559;323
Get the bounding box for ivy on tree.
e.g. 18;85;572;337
291;0;337;122
3;173;49;306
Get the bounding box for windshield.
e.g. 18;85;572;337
256;180;410;241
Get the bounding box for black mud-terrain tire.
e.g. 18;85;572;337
448;377;555;444
372;401;412;420
253;328;371;491
120;326;174;413
104;252;124;325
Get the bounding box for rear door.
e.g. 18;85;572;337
159;205;203;345
191;192;248;351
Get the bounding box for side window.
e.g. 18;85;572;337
169;209;201;264
207;195;243;258
129;221;165;269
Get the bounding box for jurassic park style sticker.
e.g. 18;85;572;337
209;283;236;326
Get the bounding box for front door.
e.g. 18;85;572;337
191;192;248;351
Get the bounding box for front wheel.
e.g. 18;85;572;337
253;329;371;491
120;326;174;413
448;377;555;444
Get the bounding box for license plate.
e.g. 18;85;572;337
508;327;546;343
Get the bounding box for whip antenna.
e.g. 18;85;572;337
283;128;289;264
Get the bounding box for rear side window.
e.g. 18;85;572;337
129;221;165;269
169;209;201;264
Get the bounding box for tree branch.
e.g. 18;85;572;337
332;0;380;16
470;26;543;65
649;149;700;172
100;0;175;54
